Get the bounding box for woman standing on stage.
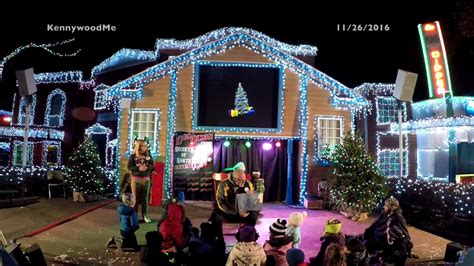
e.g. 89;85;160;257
127;139;154;223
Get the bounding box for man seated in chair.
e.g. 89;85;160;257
211;162;257;225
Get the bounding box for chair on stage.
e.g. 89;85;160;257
47;170;66;200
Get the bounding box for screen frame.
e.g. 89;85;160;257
192;61;284;133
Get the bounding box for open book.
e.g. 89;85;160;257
236;192;262;212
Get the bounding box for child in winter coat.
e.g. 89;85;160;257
118;193;139;251
345;236;369;266
159;199;186;252
309;218;345;266
263;219;294;266
226;225;266;266
286;211;307;248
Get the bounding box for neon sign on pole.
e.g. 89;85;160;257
418;21;453;98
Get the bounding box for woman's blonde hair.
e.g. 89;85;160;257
133;139;147;155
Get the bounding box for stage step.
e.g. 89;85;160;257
304;196;323;210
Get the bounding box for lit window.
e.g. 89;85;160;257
376;96;406;125
94;85;110;110
18;95;37;125
378;149;408;177
45;89;66;127
13;142;34;166
129;110;160;154
316;116;344;160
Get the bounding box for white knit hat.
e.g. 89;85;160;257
270;219;288;235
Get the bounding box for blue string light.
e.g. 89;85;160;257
107;32;367;111
0;142;10;152
298;77;309;206
163;70;178;200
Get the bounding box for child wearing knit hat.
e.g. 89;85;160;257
286;211;307;248
264;219;294;266
286;248;308;266
309;218;345;266
227;225;266;266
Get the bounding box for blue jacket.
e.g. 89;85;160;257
118;204;139;232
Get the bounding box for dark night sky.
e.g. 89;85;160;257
0;2;473;110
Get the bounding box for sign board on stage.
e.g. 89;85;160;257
173;132;214;200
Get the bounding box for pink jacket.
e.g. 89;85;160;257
263;240;292;266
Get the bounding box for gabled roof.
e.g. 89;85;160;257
108;28;368;108
154;27;317;56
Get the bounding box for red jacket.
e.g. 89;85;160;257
159;202;185;250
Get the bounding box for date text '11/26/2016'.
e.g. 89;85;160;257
337;24;390;32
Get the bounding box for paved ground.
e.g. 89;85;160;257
1;200;452;265
0;197;113;241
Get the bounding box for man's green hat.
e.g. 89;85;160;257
223;162;246;173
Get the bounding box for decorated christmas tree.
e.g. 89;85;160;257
229;82;254;117
327;133;387;220
65;137;105;195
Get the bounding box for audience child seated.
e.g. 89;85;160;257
309;218;345;266
286;248;308;266
263;219;294;266
141;231;174;266
323;243;346;266
226;225;266;266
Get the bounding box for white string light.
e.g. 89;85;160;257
34;71;82;84
154;27;318;56
91;49;156;78
0;38;80;79
44;89;66;127
0;126;64;140
376;131;409;178
18;95;37;125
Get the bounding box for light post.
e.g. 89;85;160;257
15;68;37;168
393;69;418;178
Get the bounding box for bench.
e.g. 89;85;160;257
0;190;19;206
